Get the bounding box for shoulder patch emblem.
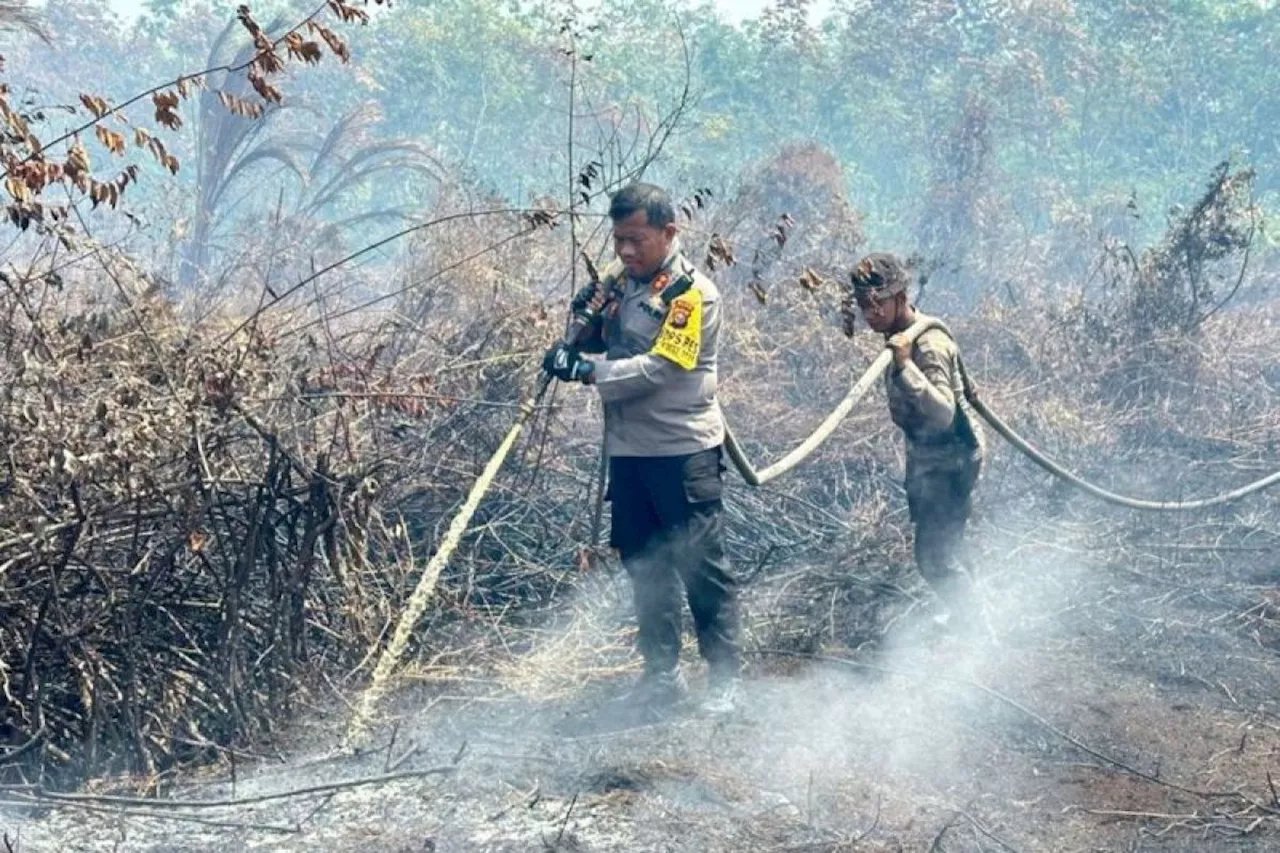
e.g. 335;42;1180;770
669;297;694;329
651;288;703;370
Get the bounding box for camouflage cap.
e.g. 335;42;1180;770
850;253;910;300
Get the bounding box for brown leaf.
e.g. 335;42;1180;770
253;47;285;76
284;33;322;64
328;0;371;25
247;71;283;104
299;41;324;64
152;90;183;130
217;91;265;119
4;177;30;203
79;94;109;119
66;140;91;180
94;125;126;157
309;22;351;62
705;233;736;271
152;90;180;111
798;267;824;292
236;5;264;39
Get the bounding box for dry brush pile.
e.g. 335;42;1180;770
0;176;597;778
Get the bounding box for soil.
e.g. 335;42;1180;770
4;514;1279;853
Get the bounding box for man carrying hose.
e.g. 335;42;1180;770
542;182;740;717
844;253;985;631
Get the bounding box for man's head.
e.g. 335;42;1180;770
851;252;911;334
609;183;678;279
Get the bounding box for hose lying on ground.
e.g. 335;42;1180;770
724;316;1280;509
344;378;552;746
965;391;1280;510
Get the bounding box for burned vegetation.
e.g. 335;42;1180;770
2;1;1280;852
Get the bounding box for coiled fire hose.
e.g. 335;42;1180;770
347;315;1280;743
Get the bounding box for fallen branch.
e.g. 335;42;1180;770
0;766;455;811
0;799;300;834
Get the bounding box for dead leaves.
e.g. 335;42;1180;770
1;0;380;236
65;140;91;184
524;209;559;231
308;21;351;63
79;94;109;120
152;91;183;131
575;160;603;206
87;167;140;210
175;76;203;100
679;186;714;221
284;32;324;65
3;177;31;204
247;70;284;105
133;129;179;175
217;92;265;120
94;126;126;157
798;267;826;292
706;233;736;271
771;212;795;248
87;179;120;210
327;0;373;25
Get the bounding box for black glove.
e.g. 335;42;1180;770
542;344;594;383
570;284;600;313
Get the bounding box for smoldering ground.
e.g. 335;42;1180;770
15;500;1278;853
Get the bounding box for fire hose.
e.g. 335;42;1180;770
345;317;579;745
724;316;1280;509
347;315;1280;743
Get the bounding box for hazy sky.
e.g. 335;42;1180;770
100;0;821;25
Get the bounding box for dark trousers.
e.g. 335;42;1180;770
608;447;740;678
905;456;981;609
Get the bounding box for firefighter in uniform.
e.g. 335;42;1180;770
844;253;985;629
543;183;740;715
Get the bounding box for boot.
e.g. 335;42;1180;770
700;665;741;715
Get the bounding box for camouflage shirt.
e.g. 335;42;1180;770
885;314;985;474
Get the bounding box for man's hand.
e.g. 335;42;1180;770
570;283;603;313
887;333;913;370
542;344;594;383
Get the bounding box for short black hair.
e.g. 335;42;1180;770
608;182;675;228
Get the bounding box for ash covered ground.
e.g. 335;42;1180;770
6;512;1279;853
